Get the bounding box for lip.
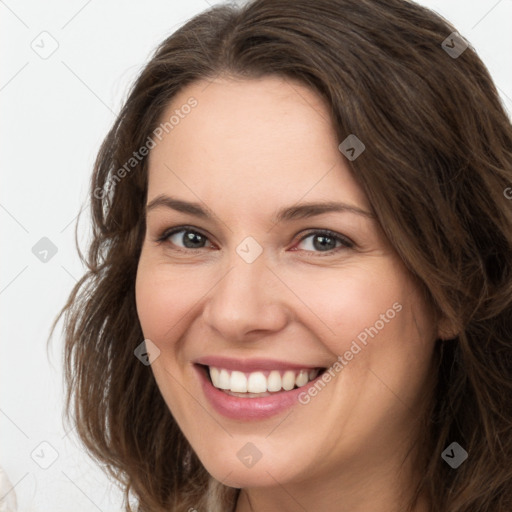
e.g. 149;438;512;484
194;362;326;420
194;356;319;373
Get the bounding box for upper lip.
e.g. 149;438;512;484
194;356;324;373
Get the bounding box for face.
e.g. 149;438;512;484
135;75;439;491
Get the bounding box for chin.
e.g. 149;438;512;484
197;444;302;489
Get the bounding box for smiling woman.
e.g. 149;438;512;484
53;0;512;511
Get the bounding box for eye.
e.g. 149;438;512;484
293;230;353;254
155;226;353;254
157;227;215;250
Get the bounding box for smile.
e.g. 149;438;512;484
194;357;328;420
208;367;321;396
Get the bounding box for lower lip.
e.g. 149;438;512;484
195;365;323;420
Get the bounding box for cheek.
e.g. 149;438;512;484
134;258;204;420
288;262;407;355
135;258;206;343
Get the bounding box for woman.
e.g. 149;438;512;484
55;0;512;510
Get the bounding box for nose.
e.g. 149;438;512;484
202;252;290;342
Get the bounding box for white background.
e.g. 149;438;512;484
1;1;511;511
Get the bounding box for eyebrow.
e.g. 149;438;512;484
145;194;374;222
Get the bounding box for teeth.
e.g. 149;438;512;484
218;369;230;389
230;371;247;392
296;369;309;387
247;372;267;393
210;367;220;386
208;366;322;395
267;370;282;392
282;370;296;391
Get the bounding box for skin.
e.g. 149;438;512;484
135;75;440;512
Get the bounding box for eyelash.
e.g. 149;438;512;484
155;225;354;256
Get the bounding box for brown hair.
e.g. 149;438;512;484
52;0;512;510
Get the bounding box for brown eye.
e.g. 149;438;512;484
295;230;353;253
161;228;214;250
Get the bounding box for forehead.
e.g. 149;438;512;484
147;76;370;214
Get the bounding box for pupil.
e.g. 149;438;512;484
180;232;337;250
313;235;335;251
183;231;205;248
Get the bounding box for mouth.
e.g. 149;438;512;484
193;357;329;420
198;364;326;397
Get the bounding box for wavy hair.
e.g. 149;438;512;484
52;0;512;510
